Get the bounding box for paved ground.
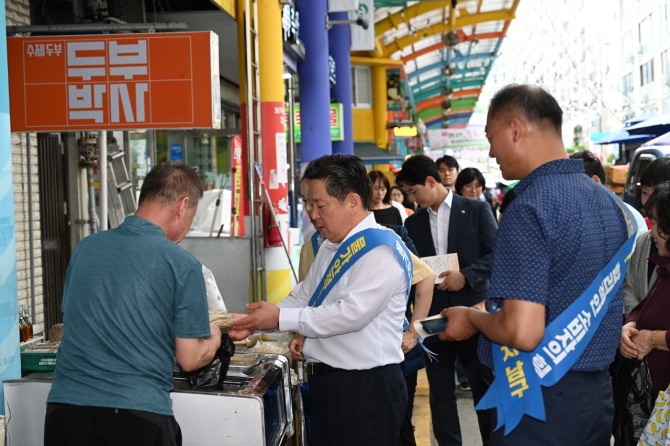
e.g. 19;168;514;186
412;369;616;446
412;369;481;446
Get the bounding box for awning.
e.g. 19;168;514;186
295;143;407;165
627;113;670;136
642;130;670;147
594;130;654;145
354;142;407;164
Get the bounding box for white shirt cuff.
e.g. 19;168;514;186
278;307;302;332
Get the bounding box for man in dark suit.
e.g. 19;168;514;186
397;155;497;446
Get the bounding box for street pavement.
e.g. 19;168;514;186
412;369;481;446
412;369;616;446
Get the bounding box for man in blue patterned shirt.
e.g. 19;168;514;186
440;84;629;445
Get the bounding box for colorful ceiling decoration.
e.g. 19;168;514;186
373;0;521;129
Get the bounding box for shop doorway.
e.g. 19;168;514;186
37;133;71;335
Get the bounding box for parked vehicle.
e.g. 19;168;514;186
623;132;670;211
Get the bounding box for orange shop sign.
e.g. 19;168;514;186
8;32;221;132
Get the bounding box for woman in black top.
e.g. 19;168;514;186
368;170;403;225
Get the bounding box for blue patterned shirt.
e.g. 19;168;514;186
479;159;628;371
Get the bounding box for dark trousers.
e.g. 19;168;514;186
489;370;613;446
308;363;407;446
423;333;494;446
399;370;418;446
44;403;182;446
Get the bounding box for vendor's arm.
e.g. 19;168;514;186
175;324;222;372
440;298;545;351
227;313;254;341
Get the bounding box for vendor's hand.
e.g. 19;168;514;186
437;270;466;292
402;331;419;353
619;325;639;359
227;313;254;341
439;306;477;341
233;302;280;332
289;334;306;361
209;324;223;349
632;329;655;361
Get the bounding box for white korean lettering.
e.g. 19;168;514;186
68;84;106;123
543;339;568;365
532;353;552;379
67;67;106;81
67;41;105;66
110;83;148;123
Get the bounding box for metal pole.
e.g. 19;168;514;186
244;0;259;302
99;131;108;231
285;74;298;227
26;133;36;324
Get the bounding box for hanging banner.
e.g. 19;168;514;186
230;135;245;237
350;0;374;51
8;32;221;132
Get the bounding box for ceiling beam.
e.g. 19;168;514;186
380;9;515;58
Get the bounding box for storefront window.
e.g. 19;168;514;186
153;129;233;191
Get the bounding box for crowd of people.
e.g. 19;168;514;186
44;83;670;446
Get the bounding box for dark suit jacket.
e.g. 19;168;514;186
404;194;497;315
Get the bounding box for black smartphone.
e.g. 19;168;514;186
420;317;448;334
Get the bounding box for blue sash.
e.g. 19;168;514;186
308;228;412;308
477;199;637;435
310;231;322;259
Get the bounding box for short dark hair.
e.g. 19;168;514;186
645;181;670;251
302;154;372;209
641;157;670;187
396;155;441;186
569;150;606;184
391;185;415;210
139;164;203;208
488;84;563;135
455;167;486;195
368;170;392;204
436;155;460;171
499;188;517;214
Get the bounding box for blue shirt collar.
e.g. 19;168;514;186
515;159;584;195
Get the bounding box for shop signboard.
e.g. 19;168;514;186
7;32;221;132
292;103;344;142
427;127;488;150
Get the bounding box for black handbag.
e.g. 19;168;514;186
611;353;654;446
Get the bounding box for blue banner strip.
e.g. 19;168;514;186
309;228;412;308
477;200;637;435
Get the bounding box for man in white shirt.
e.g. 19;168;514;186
236;154;410;445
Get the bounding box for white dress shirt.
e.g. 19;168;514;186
427;189;453;255
278;213;408;370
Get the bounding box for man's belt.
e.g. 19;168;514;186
305;362;343;376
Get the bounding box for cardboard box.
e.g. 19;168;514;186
605;165;629;185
